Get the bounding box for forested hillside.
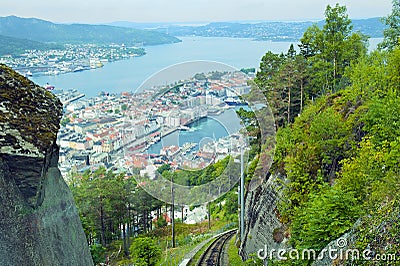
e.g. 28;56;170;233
0;16;180;45
253;2;400;265
0;35;62;55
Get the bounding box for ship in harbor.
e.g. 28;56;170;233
45;83;55;90
25;70;33;77
224;97;243;106
73;66;88;72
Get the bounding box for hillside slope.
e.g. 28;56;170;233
242;48;400;264
0;34;62;55
0;16;180;45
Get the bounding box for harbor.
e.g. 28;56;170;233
56;69;250;176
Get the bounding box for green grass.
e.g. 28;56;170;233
226;236;264;266
227;236;243;265
104;219;237;265
159;243;200;266
156;219;234;265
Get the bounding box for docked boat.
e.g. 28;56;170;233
224;97;243;106
45;83;55;90
179;125;190;131
73;66;86;72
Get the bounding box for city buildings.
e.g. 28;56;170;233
57;71;251;180
0;44;145;76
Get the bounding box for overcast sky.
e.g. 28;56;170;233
1;0;393;24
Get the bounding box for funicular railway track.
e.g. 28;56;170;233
196;229;236;266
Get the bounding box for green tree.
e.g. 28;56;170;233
277;47;308;124
71;168;133;246
256;50;297;126
276;97;353;221
275;44;400;259
60;117;70;126
76;168;125;246
130;237;161;266
155;216;167;228
379;0;400;50
157;163;171;174
345;50;388;99
194;73;206;80
132;186;163;233
290;186;360;251
300;4;367;94
293;54;308;113
299;24;322;59
223;191;239;221
256;43;310;128
89;243;106;265
323;4;353;80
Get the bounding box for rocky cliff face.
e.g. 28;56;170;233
0;64;93;265
240;174;288;261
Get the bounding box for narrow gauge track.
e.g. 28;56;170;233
197;229;236;266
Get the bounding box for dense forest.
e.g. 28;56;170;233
68;2;400;265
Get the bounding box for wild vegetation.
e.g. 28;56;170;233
252;2;400;265
69;158;241;264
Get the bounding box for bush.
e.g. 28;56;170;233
89;243;106;265
130;237;161;266
155;216;167;228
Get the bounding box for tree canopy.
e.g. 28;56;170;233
379;0;400;50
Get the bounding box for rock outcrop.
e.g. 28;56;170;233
240;174;288;262
0;64;93;265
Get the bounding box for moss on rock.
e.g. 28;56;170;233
0;64;62;157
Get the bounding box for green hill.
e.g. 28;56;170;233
0;34;62;56
249;4;399;264
0;16;180;45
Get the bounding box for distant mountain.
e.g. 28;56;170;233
113;18;385;41
0;34;62;56
0;16;181;45
352;17;385;38
165;21;314;41
107;21;208;30
107;21;176;30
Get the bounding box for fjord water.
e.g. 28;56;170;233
32;37;382;98
31;37;296;97
31;36;382;154
146;108;243;154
